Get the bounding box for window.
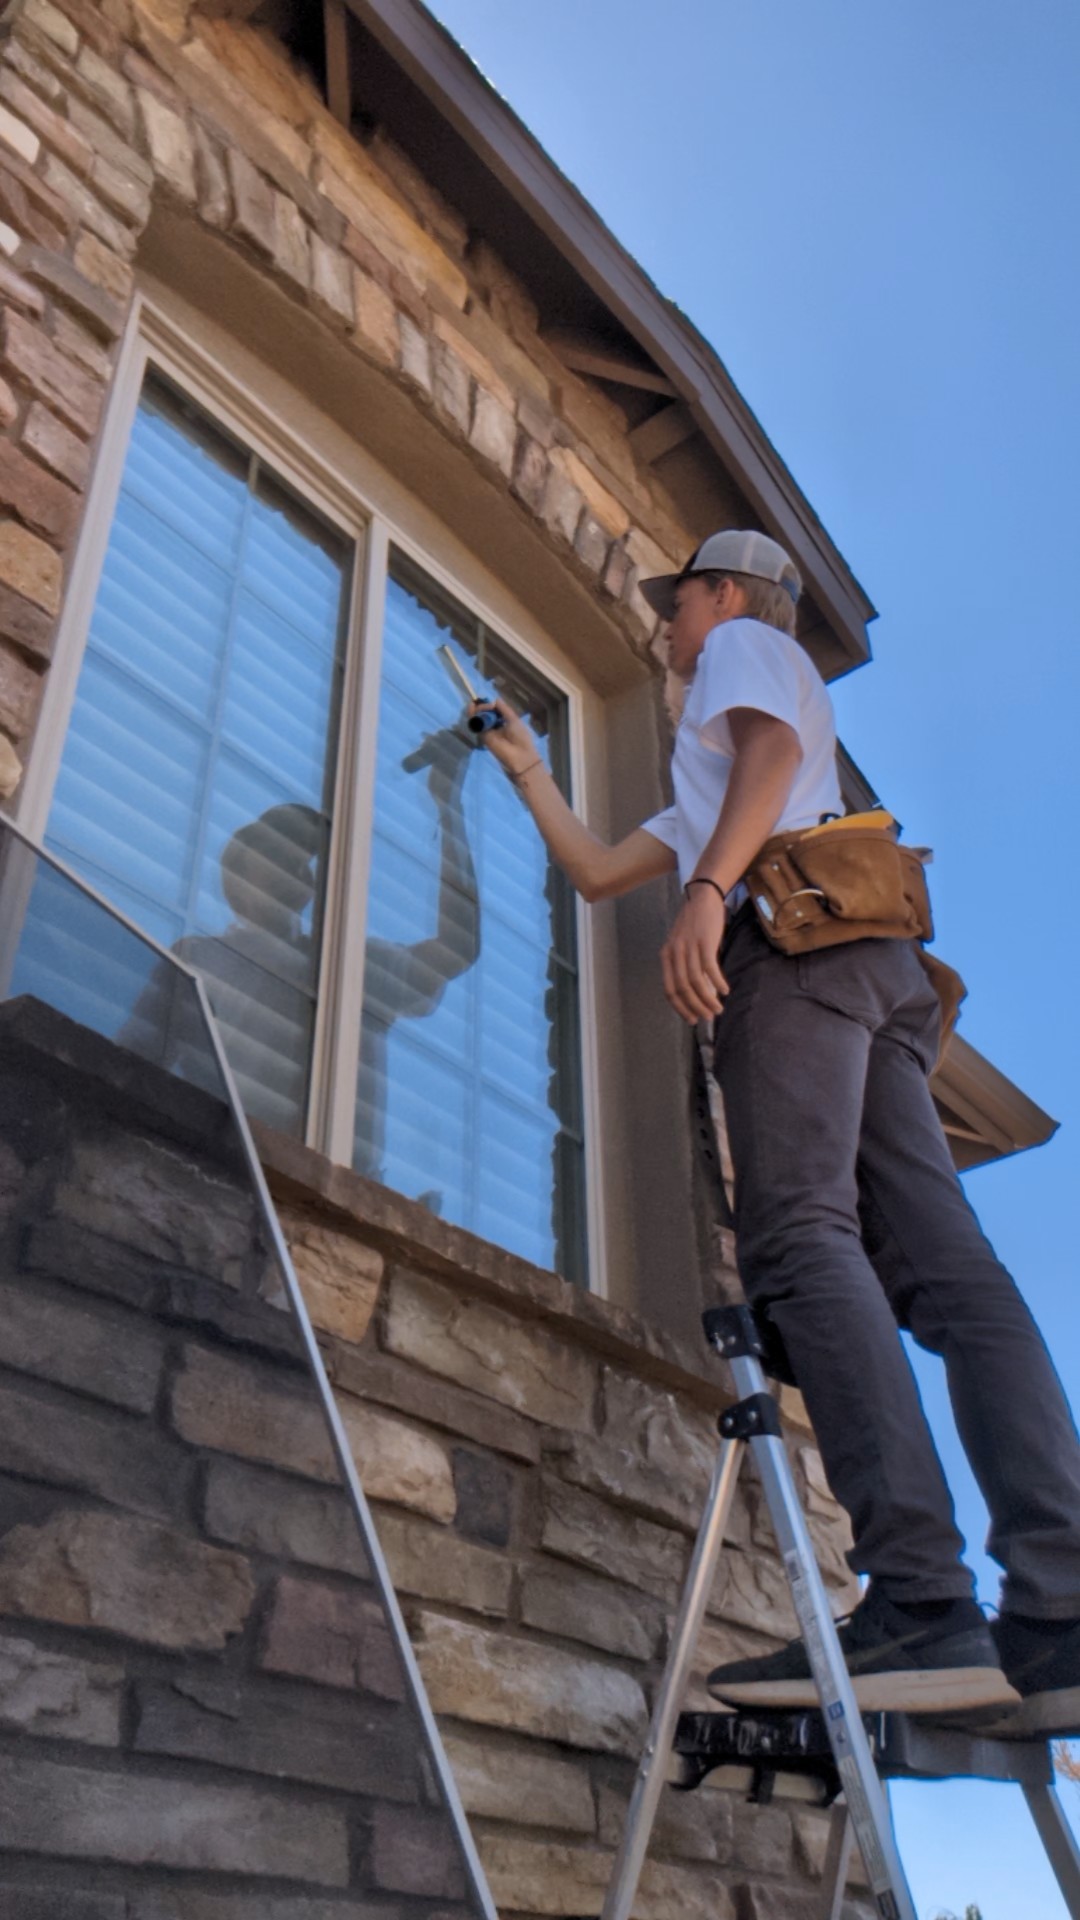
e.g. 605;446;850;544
31;359;589;1285
40;377;350;1135
356;552;585;1282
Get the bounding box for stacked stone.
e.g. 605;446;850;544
0;1001;870;1918
0;0;714;807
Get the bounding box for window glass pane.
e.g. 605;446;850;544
355;551;586;1284
43;375;351;1135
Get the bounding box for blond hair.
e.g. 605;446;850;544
699;568;800;637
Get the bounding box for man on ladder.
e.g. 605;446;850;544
475;527;1080;1737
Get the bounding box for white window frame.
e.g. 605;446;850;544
16;290;609;1297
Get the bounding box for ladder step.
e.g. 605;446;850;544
672;1708;1056;1797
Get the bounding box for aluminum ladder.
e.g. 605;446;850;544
600;1304;1080;1920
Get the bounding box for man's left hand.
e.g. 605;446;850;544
661;887;730;1025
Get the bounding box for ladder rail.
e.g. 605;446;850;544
1022;1782;1080;1916
728;1347;917;1920
600;1437;744;1920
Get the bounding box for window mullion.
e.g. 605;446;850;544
309;518;390;1161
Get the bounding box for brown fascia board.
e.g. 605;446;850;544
339;0;876;669
932;1032;1058;1169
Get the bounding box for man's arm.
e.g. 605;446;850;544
478;699;677;902
660;707;802;1025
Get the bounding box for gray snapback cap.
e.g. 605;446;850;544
640;529;802;621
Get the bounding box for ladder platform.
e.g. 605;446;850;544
673;1708;1055;1803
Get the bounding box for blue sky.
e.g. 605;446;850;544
428;1;1080;1911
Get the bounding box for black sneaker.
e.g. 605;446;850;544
707;1585;1019;1714
980;1612;1080;1737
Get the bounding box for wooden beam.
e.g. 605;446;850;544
323;0;352;127
542;327;677;397
196;0;266;19
628;402;696;465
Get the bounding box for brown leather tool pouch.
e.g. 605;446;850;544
745;816;933;954
744;813;966;1061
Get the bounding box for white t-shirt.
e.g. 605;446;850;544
641;617;842;897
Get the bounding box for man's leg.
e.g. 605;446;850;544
713;921;971;1598
857;1027;1080;1620
707;921;1012;1710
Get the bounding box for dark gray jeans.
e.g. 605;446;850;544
713;906;1080;1617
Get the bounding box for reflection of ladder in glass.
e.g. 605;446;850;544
602;1306;1080;1920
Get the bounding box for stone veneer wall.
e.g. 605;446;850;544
0;0;728;801
0;1003;870;1919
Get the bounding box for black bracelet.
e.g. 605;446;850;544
684;877;729;905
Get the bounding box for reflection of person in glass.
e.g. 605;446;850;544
123;728;480;1160
355;723;481;1202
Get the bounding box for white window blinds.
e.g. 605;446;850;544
355;552;586;1284
40;376;351;1135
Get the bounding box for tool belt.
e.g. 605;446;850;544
743;811;967;1057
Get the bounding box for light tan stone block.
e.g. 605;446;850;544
413;1611;647;1754
92;150;152;225
75;45;136;141
341;1394;456;1523
0;733;21;798
132;0;193;44
443;1727;595;1832
0;74;94;178
469;385;515;477
74;229;135;303
519;1560;665;1661
384;1268;596;1432
0;1510;254;1650
541;464;584;546
21;400;90;490
398;311;432;396
192;121;229;229
550;445;630;537
477;1835;611;1917
261;1207;383;1346
431;335;470;433
227;144;274;256
310;232;353;324
0;105;40;168
478;1835;737;1920
433;313;514;411
539;1474;686;1602
596;1776;733;1862
67;93;154;186
378;1510;510;1616
41;153;134;257
22;0;79;56
137;90;195;201
709;1545;801;1640
273;189;309;289
0;522;61;614
51;308;110;380
351;263;397;366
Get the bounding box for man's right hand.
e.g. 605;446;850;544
472;698;545;779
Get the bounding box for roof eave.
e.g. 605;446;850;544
339;0;875;670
